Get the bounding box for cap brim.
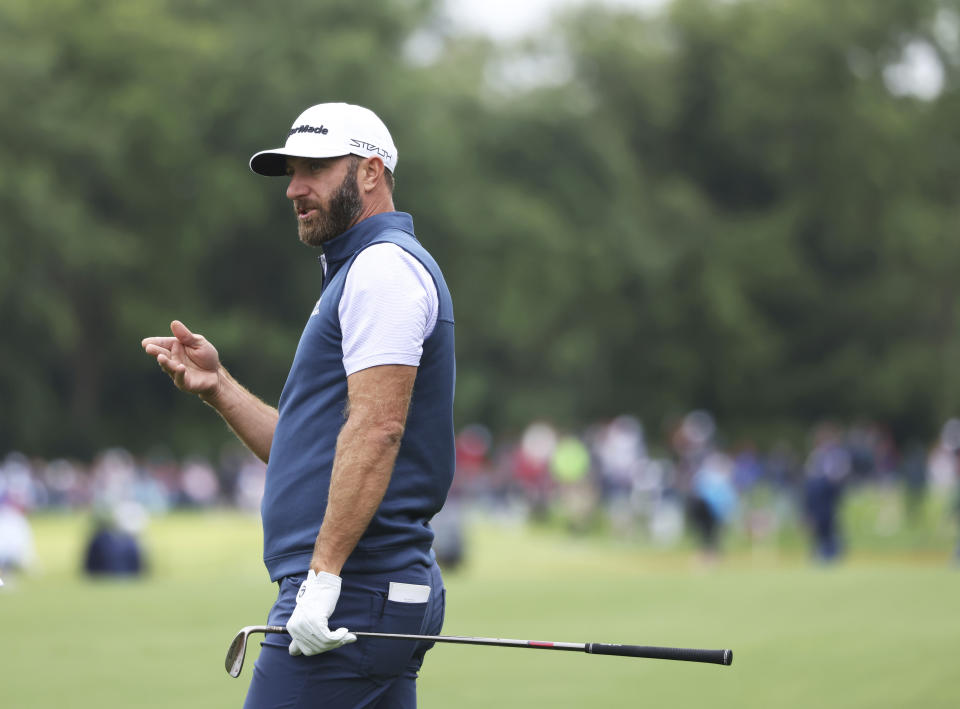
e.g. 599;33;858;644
248;147;350;176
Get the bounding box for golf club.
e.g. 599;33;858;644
225;625;732;677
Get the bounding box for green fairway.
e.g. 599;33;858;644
1;510;958;708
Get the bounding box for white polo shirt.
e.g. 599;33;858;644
337;243;439;376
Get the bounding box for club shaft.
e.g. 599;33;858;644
252;626;732;666
359;631;586;652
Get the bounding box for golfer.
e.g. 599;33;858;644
142;103;455;708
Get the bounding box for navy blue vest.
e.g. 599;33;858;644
261;212;455;581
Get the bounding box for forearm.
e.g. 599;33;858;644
202;366;278;463
309;418;403;575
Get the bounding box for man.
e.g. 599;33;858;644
142;103;456;708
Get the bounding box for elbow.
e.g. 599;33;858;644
344;417;405;451
375;420;406;450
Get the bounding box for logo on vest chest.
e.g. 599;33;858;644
310;296;323;317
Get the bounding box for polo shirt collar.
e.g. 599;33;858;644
319;211;415;269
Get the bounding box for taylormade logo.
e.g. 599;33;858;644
349;138;392;162
289;124;329;136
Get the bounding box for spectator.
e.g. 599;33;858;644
550;434;595;532
0;493;34;577
803;424;851;563
686;453;738;561
454;423;494;501
510;422;558;518
83;501;148;577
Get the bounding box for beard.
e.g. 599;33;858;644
295;166;363;247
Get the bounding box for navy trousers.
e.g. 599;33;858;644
244;561;445;709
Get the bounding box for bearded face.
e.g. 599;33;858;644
292;157;363;246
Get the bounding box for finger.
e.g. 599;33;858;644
156;353;185;374
172;364;187;389
141;336;177;351
293;636;323;656
168;339;192;371
288;638;303;657
144;344;172;358
170;320;200;346
328;627;353;643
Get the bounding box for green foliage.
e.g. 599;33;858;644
549;0;960;441
0;0;439;455
1;0;959;455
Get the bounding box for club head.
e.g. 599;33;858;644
225;625;288;678
225;626;255;678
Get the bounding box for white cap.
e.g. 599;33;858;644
249;103;397;176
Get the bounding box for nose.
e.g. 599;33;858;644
286;171;308;200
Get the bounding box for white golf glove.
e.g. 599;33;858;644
287;570;357;656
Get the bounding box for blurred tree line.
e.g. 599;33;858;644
1;0;958;458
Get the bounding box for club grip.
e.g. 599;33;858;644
587;643;732;666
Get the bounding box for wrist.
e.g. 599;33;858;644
310;555;344;578
199;366;228;408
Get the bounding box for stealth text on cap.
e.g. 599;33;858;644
349;138;393;162
289;124;329;136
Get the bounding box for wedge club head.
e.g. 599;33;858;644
225;625;287;678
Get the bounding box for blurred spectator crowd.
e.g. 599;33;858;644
2;413;960;575
0;445;268;577
0;444;267;518
446;413;960;563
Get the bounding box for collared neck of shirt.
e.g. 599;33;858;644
316;211;416;277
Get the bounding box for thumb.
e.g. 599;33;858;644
331;627;357;645
288;638;303;656
170;320;198;346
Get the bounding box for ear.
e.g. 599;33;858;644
357;157;385;193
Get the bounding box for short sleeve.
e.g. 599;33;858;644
338;243;439;376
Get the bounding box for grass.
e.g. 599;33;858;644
1;503;959;708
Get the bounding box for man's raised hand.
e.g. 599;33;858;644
142;320;221;400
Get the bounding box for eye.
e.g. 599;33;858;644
309;160;325;172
